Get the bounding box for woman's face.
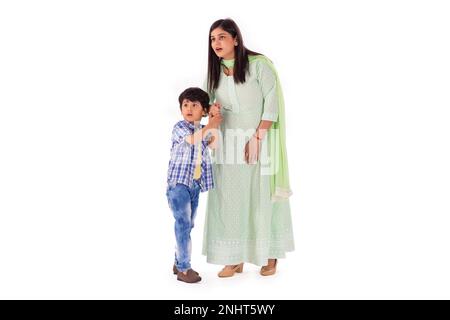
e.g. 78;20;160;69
210;28;236;60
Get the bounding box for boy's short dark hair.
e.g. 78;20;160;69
178;87;210;114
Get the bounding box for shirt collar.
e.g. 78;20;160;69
182;119;201;131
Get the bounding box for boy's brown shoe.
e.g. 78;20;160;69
177;269;201;283
173;265;199;276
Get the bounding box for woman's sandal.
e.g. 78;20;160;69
218;263;244;278
260;259;277;276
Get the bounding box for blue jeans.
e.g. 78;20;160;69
166;180;201;272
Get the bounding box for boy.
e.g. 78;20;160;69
166;87;222;283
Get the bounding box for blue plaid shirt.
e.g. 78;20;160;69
167;120;214;192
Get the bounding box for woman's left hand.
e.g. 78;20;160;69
244;136;260;164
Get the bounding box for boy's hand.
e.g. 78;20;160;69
209;103;221;117
208;112;223;128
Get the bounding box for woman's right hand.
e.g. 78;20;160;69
209;103;221;117
209;112;223;128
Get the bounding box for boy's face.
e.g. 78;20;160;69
181;99;206;123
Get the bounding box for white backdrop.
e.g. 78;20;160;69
1;0;449;299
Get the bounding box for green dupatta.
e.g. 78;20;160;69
219;55;292;202
249;55;292;201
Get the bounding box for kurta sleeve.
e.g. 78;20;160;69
202;76;215;105
257;61;279;122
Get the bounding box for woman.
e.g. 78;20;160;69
202;18;294;277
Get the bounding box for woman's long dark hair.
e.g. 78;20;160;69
207;18;262;92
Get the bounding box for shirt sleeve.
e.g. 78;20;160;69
257;60;279;122
200;124;212;148
171;122;191;145
172;122;210;147
203;128;213;145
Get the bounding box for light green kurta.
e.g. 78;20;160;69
202;57;295;266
